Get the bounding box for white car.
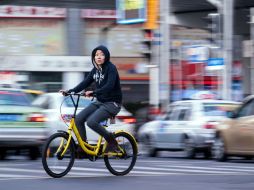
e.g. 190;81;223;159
32;93;136;144
137;99;240;158
0;88;48;160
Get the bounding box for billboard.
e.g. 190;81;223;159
0;19;66;55
116;0;146;24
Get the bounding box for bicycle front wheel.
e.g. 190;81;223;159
42;133;76;178
104;131;138;176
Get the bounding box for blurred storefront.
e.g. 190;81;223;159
0;6;66;55
0;55;92;90
0;6;149;103
170;26;243;102
0;6;68;91
0;5;245;104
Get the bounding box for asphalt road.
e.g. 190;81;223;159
1;152;254;190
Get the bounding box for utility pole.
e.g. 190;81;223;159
63;8;84;90
159;0;170;113
143;0;160;111
222;0;234;100
207;0;234;100
250;8;254;95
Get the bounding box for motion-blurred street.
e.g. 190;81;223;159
1;1;254;190
1;153;254;190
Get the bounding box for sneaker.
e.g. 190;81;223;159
105;134;119;152
76;146;86;159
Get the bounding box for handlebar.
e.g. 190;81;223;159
61;91;95;107
62;91;95;98
63;92;85;96
59;91;95;125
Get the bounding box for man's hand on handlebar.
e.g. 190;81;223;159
85;91;94;97
59;89;68;96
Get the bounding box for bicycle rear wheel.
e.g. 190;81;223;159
42;132;76;178
104;131;138;176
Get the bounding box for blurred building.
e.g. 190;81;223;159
170;27;243;101
0;4;249;104
0;6;148;103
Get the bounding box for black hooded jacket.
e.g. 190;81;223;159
68;45;122;104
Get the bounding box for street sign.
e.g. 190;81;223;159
206;58;224;70
184;45;209;63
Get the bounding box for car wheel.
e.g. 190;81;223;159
142;136;157;157
183;137;195;159
204;148;212;159
212;136;227;162
244;156;253;160
29;147;40;160
0;148;7;160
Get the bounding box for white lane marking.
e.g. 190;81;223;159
45;164;245;175
1;170;254;181
0;167;108;176
57;166;109;172
130;171;179;175
136;160;188;163
213;165;254;169
68;172;108;176
1;170;253;182
63;158;204;165
0;170;107;178
0;168;44;173
0;163;32;166
2;160;254;181
159;165;254;173
0;174;38;178
0;168;108;179
136;159;211;165
43;166;182;175
131;166;238;174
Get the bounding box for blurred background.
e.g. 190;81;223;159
1;0;254;160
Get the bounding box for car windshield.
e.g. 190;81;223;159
0;91;31;106
64;96;92;108
203;103;239;116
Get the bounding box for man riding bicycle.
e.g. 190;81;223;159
60;45;122;152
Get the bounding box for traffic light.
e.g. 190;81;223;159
205;13;221;44
141;29;153;62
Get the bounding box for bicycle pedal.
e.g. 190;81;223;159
88;155;97;162
104;152;122;156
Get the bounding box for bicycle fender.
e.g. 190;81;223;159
114;131;136;140
57;130;68;134
114;131;138;147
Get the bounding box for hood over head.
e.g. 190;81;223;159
91;45;110;69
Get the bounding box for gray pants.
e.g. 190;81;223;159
75;101;121;142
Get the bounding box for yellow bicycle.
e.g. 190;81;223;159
42;92;138;178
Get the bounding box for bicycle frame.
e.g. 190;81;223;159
64;118;102;156
59;93;124;157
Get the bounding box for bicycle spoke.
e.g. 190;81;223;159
104;132;137;176
42;133;75;178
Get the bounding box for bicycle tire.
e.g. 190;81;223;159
42;132;76;178
104;131;138;176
